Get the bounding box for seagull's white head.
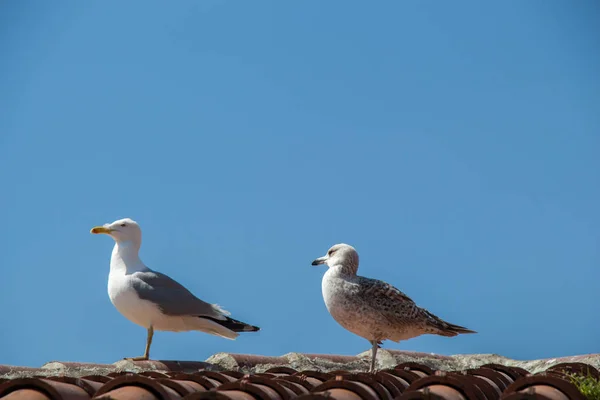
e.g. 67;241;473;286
312;243;359;274
90;218;142;246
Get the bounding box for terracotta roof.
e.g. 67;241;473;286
1;351;599;400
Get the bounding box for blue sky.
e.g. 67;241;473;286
1;1;598;367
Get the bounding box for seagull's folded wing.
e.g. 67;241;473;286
131;270;227;320
358;277;475;336
357;277;421;322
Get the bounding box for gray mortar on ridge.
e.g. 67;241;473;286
2;351;599;379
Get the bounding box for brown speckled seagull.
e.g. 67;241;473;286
312;243;476;372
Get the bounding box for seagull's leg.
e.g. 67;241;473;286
143;326;154;359
369;340;379;372
127;326;154;361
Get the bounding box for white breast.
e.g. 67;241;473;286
321;268;379;341
107;273;160;329
321;268;353;318
321;268;338;310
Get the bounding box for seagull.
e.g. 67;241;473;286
312;243;475;372
91;218;259;361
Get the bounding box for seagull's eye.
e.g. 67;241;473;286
120;223;127;227
328;249;336;256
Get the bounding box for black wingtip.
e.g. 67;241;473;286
200;316;260;333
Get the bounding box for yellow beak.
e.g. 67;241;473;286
90;226;112;234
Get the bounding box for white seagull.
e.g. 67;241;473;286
312;243;475;372
91;218;259;360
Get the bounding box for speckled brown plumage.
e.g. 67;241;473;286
312;243;476;372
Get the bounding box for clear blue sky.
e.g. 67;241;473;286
1;1;598;368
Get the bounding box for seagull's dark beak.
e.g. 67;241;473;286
90;225;113;235
312;256;327;266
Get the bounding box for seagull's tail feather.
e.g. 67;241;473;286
423;310;476;337
438;322;477;336
201;316;260;333
180;316;239;339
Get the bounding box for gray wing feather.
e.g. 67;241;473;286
131;270;225;319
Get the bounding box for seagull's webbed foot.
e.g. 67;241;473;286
124;355;150;361
124;327;154;362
